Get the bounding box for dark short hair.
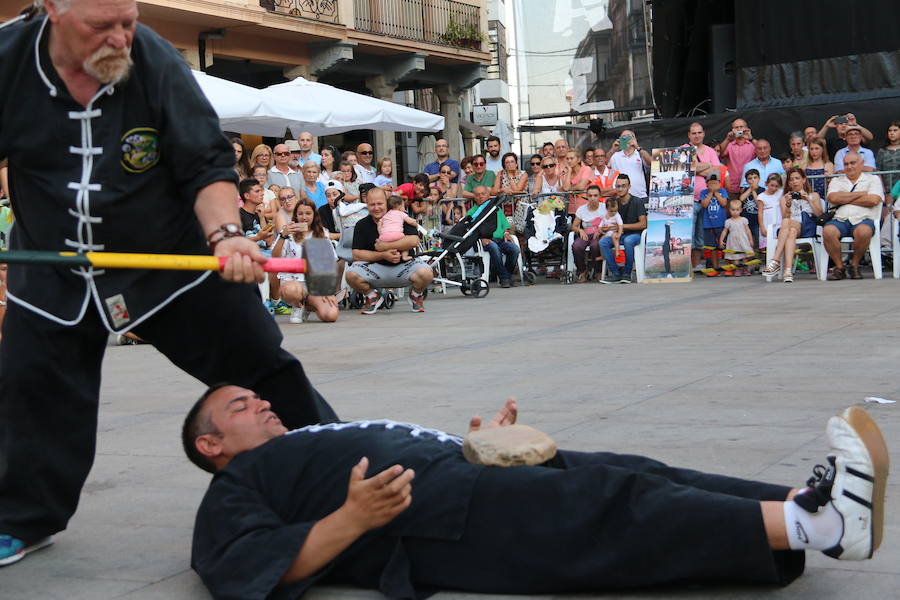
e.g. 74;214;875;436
501;152;518;167
182;383;231;474
412;173;430;188
586;184;601;194
486;135;501;145
605;197;619;208
616;173;631;183
542;141;555;149
239;178;260;199
584;147;595;153
745;168;760;179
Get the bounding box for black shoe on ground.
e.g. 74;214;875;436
500;279;511;288
599;276;619;284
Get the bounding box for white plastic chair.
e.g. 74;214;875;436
764;222;824;282
892;215;899;279
816;218;882;280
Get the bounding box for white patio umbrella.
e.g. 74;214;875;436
191;71;269;134
260;77;444;136
192;71;444;136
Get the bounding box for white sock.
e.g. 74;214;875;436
410;290;423;298
366;290;378;299
783;500;842;551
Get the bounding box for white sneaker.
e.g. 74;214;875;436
289;308;303;324
824;407;889;560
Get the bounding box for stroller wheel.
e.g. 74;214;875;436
470;279;489;298
523;271;536;285
383;291;395;309
460;280;471;295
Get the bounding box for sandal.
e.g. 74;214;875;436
761;260;781;276
783;270;794;283
827;267;846;281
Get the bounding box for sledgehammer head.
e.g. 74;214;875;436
301;237;338;297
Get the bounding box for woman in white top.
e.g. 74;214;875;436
761;168;823;282
317;147;338;184
273;198;339;324
490;152;528;197
531;155;563;198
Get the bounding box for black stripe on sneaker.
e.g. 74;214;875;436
846;466;875;482
843;489;873;509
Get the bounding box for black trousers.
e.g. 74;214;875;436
402;451;804;593
0;276;337;541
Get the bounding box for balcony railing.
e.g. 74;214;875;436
260;0;340;24
354;0;483;50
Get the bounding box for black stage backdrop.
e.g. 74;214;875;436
652;0;900;116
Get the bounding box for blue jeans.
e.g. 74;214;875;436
485;239;519;280
600;232;641;277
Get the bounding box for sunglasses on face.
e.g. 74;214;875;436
542;164;556;169
358;150;374;155
440;170;452;175
473;161;485;166
274;152;290;157
280;194;295;200
530;162;541;166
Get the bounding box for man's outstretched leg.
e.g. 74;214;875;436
406;406;888;593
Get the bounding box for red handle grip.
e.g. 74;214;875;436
217;257;307;273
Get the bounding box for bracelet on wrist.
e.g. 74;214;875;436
207;223;243;253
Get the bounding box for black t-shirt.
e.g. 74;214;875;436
618;195;647;228
352;214;417;265
239;207;260;235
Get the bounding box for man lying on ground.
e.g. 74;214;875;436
184;384;888;599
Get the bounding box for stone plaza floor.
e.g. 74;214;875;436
5;274;900;599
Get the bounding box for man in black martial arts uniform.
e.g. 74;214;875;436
185;384;888;600
0;1;336;566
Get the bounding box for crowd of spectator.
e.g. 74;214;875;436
218;115;900;322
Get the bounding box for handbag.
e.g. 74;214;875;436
813;209;836;227
800;212;818;237
512;199;533;233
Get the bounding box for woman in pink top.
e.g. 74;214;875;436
561;148;594;214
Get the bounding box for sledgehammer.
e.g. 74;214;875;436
0;237;339;297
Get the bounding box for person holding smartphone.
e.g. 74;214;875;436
817;113;875;159
607;129;651;204
273;198;339;324
717;118;757;198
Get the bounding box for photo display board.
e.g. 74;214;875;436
642;146;696;282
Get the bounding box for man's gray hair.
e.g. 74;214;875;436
35;0;72;13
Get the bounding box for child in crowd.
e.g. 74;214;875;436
719;199;755;276
378;194;420;261
599;197;624;257
699;173;728;274
373;158;394;190
422;186;443;234
756;173;784;250
738;168;763;246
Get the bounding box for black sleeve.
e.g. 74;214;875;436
319;205;336;233
145;26;237;202
402;221;418;236
191;475;329;600
352;217;377;251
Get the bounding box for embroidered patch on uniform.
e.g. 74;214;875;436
120;128;160;173
105;294;131;328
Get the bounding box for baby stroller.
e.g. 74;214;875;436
422;195;507;298
521;195;571;284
